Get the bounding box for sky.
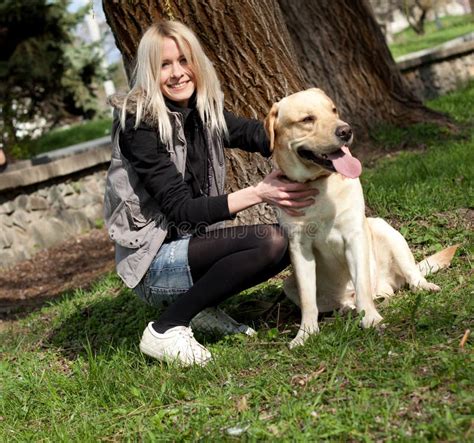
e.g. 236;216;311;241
68;0;121;64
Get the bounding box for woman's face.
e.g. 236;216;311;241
160;37;195;107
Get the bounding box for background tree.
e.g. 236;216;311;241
397;0;448;35
0;0;107;157
102;0;449;224
401;0;432;34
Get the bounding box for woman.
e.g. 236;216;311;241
105;20;317;366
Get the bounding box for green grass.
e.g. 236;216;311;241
390;14;474;58
12;117;112;159
1;85;473;441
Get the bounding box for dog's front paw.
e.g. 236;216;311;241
360;310;383;329
416;281;441;292
289;323;320;349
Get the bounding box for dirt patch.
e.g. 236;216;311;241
0;228;115;320
437;208;474;231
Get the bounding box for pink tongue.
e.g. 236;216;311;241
327;146;362;179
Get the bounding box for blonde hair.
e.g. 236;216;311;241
121;20;227;145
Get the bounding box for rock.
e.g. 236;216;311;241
61;183;76;196
83;203;104;225
13;194;28;211
61;210;92;233
63;194;88;210
0;250;14;268
37;188;49;198
48;186;66;209
27;195;49;211
0;214;13;228
15;227;40;254
11;209;31;231
0;201;15;215
80;192;103;207
30;218;70;249
82;179;103;196
0;229;14;249
11;244;32;262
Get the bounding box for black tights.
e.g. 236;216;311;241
152;224;289;333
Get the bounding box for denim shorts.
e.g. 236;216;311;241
134;236;193;309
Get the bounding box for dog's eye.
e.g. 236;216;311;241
332;108;337;114
301;115;315;123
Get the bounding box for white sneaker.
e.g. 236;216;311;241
139;323;212;367
190;307;257;337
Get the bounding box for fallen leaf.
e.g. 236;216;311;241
259;411;276;421
236;395;249;413
225;423;250;436
268;424;280;436
460;329;470;349
290;365;326;387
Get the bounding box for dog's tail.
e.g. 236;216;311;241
418;244;459;277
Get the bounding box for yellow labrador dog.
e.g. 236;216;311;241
265;88;458;349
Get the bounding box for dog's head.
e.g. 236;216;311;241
265;88;361;182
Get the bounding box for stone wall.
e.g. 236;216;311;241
0;169;106;266
0;139;111;269
398;34;474;100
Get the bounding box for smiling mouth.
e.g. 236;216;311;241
168;81;190;90
297;147;337;172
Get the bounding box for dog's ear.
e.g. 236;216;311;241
310;87;324;95
264;102;279;153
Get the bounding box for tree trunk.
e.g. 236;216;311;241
406;4;427;35
102;0;306;225
278;0;450;138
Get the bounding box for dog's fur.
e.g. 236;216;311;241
265;88;458;348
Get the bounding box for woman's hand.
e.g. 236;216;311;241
254;170;318;216
227;169;318;217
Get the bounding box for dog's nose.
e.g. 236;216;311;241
335;125;353;142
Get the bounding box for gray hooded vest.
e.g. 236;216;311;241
104;103;226;288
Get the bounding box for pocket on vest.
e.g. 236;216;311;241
125;200;150;228
107;200;155;249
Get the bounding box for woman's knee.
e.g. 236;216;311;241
255;224;288;265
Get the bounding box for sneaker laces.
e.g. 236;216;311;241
176;327;209;354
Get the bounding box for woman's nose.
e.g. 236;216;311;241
171;62;184;78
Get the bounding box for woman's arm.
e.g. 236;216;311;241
224;111;271;157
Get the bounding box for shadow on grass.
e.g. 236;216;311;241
46;282;299;361
46;288;155;360
369;122;456;155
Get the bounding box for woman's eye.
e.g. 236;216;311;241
302;116;315;123
180;58;188;65
162;62;170;68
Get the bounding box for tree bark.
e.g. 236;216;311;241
102;0;306;224
278;0;450;137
